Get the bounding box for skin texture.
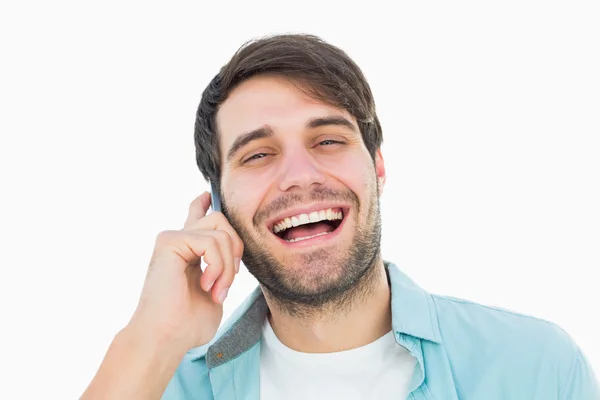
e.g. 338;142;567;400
81;74;392;398
82;193;246;399
217;75;391;348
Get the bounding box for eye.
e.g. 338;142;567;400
318;139;343;146
243;152;270;164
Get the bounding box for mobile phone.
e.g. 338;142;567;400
210;181;222;213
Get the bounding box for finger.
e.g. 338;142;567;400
197;230;233;294
184;212;244;273
184;192;211;229
187;233;227;295
154;230;224;290
211;273;232;305
205;230;236;303
154;229;232;305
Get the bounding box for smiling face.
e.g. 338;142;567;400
217;75;386;308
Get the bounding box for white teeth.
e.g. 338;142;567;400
271;207;344;234
285;231;332;242
273;217;292;234
309;211;319;223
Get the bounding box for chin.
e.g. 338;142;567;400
271;248;351;292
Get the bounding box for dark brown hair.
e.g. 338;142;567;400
194;34;383;191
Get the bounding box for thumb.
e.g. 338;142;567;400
184;191;211;229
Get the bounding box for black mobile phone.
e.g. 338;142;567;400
210;181;222;213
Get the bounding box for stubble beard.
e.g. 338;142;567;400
222;183;382;320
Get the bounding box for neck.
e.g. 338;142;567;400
261;259;392;353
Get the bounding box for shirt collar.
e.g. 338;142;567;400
386;261;442;344
188;260;441;365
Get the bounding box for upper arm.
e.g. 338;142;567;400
560;346;600;400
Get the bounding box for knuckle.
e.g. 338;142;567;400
214;212;231;226
215;229;232;244
235;237;244;255
204;234;218;247
155;230;176;245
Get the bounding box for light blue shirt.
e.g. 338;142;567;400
163;261;599;399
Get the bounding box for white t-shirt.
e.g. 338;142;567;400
259;317;417;400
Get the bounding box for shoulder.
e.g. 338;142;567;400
162;286;265;399
432;293;571;344
431;294;588;395
432;293;576;357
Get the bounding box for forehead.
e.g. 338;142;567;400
216;75;356;147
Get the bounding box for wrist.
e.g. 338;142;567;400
120;320;190;361
81;322;187;399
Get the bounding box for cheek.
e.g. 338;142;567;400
224;174;270;221
322;155;374;193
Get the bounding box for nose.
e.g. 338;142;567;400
277;145;326;192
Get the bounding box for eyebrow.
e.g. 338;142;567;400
306;116;358;132
226;126;274;162
226;116;357;162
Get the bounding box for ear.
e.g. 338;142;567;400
375;148;386;196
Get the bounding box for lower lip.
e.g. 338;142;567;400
271;211;349;248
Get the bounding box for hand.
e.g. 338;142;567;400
128;191;244;351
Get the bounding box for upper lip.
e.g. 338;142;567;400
266;203;350;231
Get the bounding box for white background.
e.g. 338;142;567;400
1;1;598;398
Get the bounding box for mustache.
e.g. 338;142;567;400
253;187;360;227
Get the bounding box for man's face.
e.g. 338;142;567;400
217;75;386;306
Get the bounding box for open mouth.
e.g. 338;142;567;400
270;207;347;243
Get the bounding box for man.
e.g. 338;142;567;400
82;34;599;399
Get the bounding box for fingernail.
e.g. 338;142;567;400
218;287;229;304
234;258;241;273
